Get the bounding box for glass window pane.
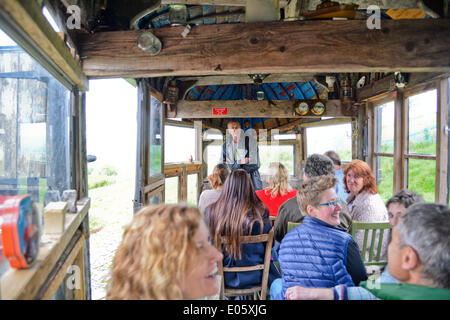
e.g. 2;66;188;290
259;145;294;175
306;123;352;161
408;90;437;155
164;176;179;204
376;101;394;153
149;191;163;205
206;144;222;175
165;125;196;163
0;29;70;205
376;156;394;203
408;158;435;202
149;96;162;177
187;174;198;206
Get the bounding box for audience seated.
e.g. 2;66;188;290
284;203;450;300
324;150;349;202
271;175;368;300
274;154;352;244
204;169;281;296
376;189;426;284
198;163;230;214
107;205;223;300
344;160;390;262
386;189;424;228
256;162;297;219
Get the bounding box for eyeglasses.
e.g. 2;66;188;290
313;199;340;209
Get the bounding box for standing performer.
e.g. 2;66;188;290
222;120;263;190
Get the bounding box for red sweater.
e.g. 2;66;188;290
256;189;298;218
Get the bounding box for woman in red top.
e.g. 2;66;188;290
256;162;297;222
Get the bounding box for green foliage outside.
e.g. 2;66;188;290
259;145;294;175
88;165;118;190
165;176;179;204
150;145;162;176
377;138;436;203
100;165;118;177
377;157;394;203
187;174;198;206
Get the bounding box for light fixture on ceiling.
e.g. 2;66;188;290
137;31;162;56
249;74;269;84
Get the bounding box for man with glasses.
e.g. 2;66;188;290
280;203;450;300
270;175;368;300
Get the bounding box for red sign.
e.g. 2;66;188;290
212;107;228;116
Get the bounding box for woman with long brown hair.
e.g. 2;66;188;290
205;169;280;293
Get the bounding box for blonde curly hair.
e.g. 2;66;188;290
106;205;203;300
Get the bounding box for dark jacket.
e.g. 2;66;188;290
222;135;262;190
205;207;281;289
273;197;352;243
278;217;361;299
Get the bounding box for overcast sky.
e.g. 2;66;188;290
86;79;137;174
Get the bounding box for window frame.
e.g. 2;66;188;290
368;78;449;204
372;97;396;199
162;120;203;204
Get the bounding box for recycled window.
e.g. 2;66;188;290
187;173;198;206
0;29;71;277
0;29;71;205
259;144;294;176
164;176;179;204
406;89;437;202
149;96;162;177
306;123;352;161
375;101;395;202
164;125;196;163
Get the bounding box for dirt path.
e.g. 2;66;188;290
87;172;134;300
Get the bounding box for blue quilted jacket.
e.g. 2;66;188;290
279;216;355;299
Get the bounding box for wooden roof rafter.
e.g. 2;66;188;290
79;19;450;79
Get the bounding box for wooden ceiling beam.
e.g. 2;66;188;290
175;99;353;118
160;1;288;7
356;72;447;101
177;73;316;86
79;19;450;79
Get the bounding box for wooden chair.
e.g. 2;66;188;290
351;221;392;267
287;221;301;233
218;229;274;300
269;216;276;227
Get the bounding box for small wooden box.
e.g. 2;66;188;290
44;202;67;234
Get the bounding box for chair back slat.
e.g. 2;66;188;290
375;228;385;261
221;233;271;245
368;228;377;261
351;221;391;267
218;229;274;300
361;229;369;260
287;221;301;233
224;265;264;272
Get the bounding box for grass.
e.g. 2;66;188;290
88;165;118;190
87;166;134;231
378;139;437;203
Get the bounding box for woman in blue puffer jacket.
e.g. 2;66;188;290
272;174;368;300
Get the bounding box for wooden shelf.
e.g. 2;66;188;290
0;198;90;300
